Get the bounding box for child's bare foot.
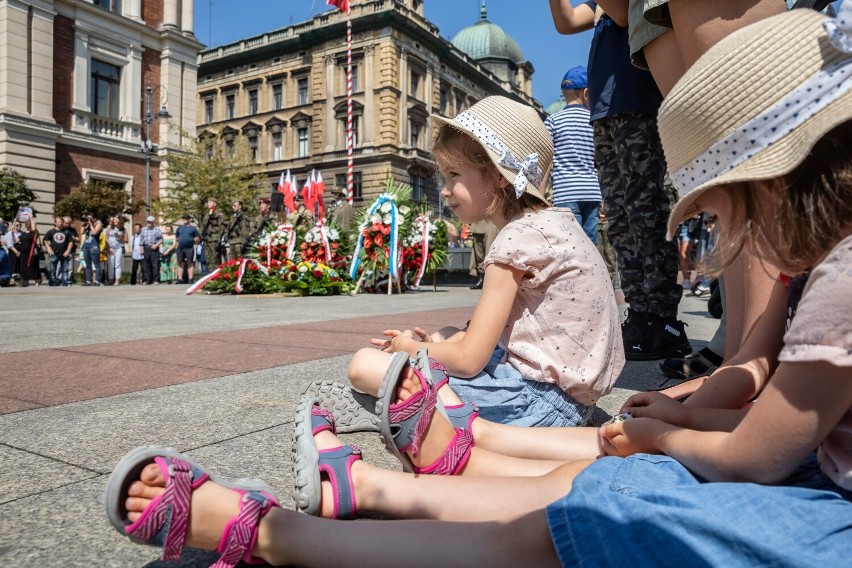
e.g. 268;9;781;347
124;463;278;560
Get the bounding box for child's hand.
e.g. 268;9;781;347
369;327;430;352
598;418;671;457
620;391;691;428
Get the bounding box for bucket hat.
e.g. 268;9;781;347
661;7;852;238
431;96;553;205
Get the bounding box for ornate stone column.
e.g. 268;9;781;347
325;54;336;150
181;0;195;36
124;0;143;23
398;46;408;146
163;0;179;29
363;44;374;144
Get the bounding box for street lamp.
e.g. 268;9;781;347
142;84;170;216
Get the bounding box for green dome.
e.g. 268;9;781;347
545;99;566;116
451;4;524;64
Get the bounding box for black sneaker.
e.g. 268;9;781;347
660;347;724;381
625;316;691;361
621;308;651;343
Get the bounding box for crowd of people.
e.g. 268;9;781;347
104;1;851;566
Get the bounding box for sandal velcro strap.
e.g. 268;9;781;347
317;445;362;520
212;491;279;568
413;428;475;476
388;375;438;457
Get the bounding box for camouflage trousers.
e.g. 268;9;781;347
593;112;681;318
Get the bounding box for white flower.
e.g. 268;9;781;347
399;205;411;216
380;202;392;213
382;214;392;224
328;228;340;240
370;213;382;224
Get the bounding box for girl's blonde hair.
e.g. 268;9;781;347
432;125;547;221
710;121;852;276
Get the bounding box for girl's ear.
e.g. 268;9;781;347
498;177;511;189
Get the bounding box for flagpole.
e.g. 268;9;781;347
346;5;354;205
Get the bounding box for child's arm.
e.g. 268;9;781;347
548;0;596;34
594;0;628;27
389;263;521;378
683;278;787;408
603;360;852;484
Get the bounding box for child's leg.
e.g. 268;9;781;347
125;463;562;568
643;30;685;96
348;348;395;396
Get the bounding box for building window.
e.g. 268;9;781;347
272;84;283;110
455;93;465;114
226;94;236;119
410;121;421;148
225;139;234;154
335;172;363;199
248;89;258;115
271;132;283;161
409;175;426;202
410;71;420;98
90;59;121;120
248;135;258;161
204;99;214;123
298;127;309;157
339;116;359;147
439;88;448;114
94;0;121;13
340;62;359;93
297;77;309;105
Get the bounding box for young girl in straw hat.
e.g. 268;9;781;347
107;7;851;565
342;94;625;431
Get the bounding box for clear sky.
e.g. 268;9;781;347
194;0;594;108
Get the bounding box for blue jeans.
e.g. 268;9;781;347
564;201;600;244
82;245;100;284
448;347;594;427
50;254;70;285
547;453;852;566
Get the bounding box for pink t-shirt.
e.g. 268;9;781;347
484;208;624;406
778;234;852;491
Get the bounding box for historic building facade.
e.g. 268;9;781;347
196;0;540;212
0;0;201;229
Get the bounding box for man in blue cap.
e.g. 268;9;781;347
544;66;601;244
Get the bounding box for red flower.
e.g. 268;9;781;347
313;269;323;278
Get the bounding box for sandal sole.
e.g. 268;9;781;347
302;380;381;433
375;351;417;473
292;395;323;516
104;445;273;543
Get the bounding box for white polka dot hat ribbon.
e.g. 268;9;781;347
453;110;544;199
670;1;852;196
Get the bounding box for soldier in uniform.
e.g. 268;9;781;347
286;195;315;232
250;198;275;244
200;197;225;271
330;187;354;232
226;200;251;260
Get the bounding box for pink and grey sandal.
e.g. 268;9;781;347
376;349;476;475
105;445;279;567
292;395;362;518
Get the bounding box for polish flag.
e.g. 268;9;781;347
327;0;349;13
315;171;327;218
277;171;287;194
301;171;315;213
282;170;296;212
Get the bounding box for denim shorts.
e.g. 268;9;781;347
546;453;852;566
448;347;594;427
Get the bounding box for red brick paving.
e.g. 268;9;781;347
0;307;473;414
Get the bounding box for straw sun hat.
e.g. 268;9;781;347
661;6;852;238
431;96;553;205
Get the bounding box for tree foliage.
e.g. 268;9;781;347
0;167;37;222
54;180;143;222
157;136;266;224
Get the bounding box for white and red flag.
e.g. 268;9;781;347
315;170;327;218
327;0;350;13
281;170;296;212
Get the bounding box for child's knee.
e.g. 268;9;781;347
348;348;384;394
